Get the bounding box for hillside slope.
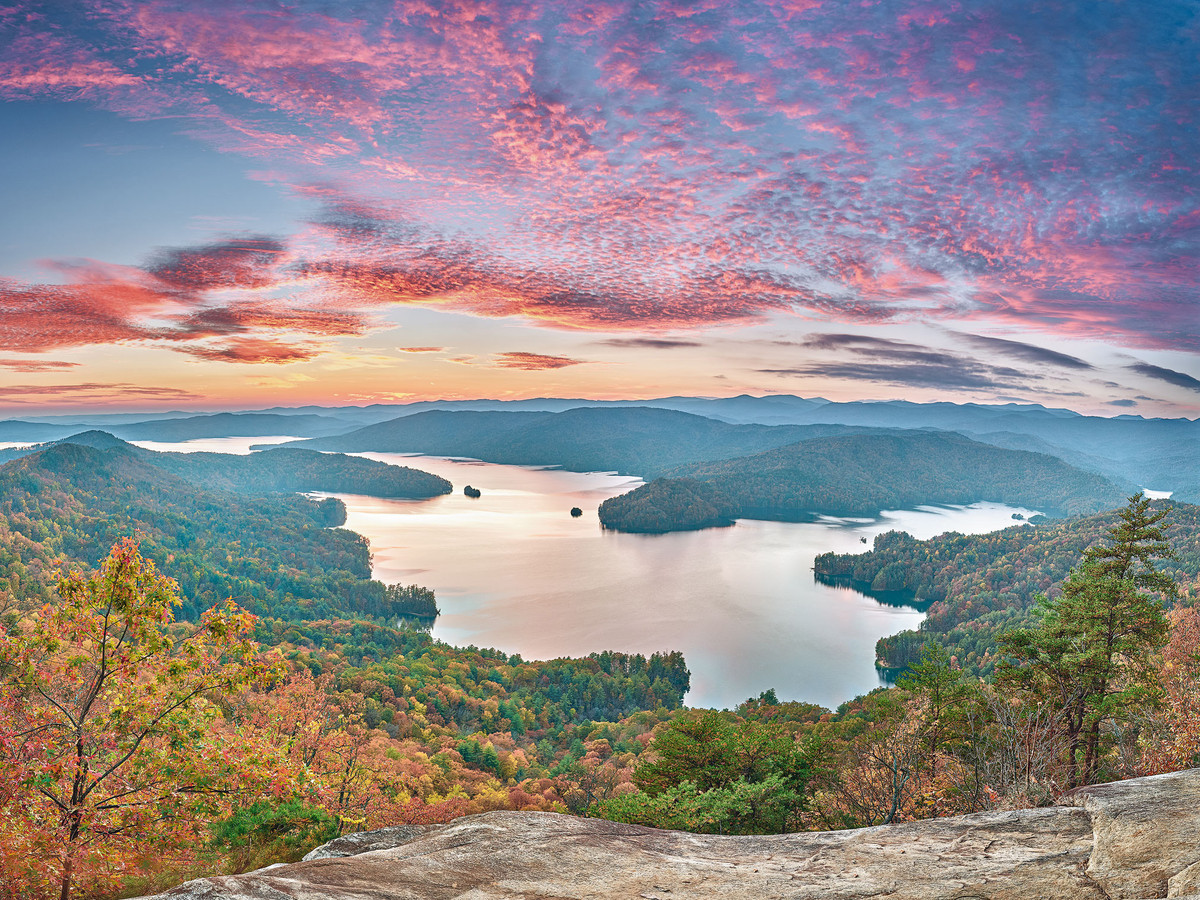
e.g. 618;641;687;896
280;406;865;477
0;431;452;499
813;500;1200;675
598;431;1127;532
0;443;414;623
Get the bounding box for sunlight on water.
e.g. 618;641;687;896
322;453;1040;710
104;438;1041;709
127;436;299;454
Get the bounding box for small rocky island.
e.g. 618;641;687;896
140;768;1200;899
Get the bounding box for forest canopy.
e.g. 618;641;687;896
599;432;1127;533
815;500;1200;675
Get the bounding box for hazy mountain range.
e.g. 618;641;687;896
2;396;1194;505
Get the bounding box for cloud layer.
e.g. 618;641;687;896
0;0;1197;367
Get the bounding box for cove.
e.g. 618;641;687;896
324;453;1039;710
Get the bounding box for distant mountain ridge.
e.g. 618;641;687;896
6;395;1194;500
274;407;874;478
260;395;1194;497
108;412;352;441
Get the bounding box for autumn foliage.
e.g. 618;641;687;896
0;539;273;900
0;540;688;897
1;494;1198;898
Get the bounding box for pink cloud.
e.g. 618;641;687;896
0;0;1193;355
0;358;81;372
492;351;586;370
0;382;201;405
178;337;319;364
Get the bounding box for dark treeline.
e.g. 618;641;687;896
384;583;439;618
814;500;1200;674
599;432;1127;533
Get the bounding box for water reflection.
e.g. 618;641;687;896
128;435;299;454
113;438;1037;709
325;453;1038;710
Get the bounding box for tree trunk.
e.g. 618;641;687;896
1083;719;1102;785
58;857;73;900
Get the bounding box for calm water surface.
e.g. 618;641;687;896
121;438;1038;708
324;453;1038;710
131;435;300;454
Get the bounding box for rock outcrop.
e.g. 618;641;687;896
140;768;1200;900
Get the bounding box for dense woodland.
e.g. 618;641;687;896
8;398;1195;501
150;446;452;499
1;429;1199;900
0;432;452;500
283;406;865;477
815;501;1200;674
0;442;445;623
598;432;1126;532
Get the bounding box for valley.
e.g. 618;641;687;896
1;398;1196;897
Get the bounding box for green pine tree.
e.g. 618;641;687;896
999;493;1176;787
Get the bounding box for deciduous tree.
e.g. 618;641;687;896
1141;606;1200;773
0;539;275;900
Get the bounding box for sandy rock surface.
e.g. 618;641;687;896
140;769;1200;900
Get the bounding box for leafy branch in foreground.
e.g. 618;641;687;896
0;538;280;900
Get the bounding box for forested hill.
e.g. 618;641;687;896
597;432;1128;533
0;442;413;622
10;397;1193;499
0;439;701;892
813;500;1200;675
276;406;870;477
148;446;451;498
0;431;452;499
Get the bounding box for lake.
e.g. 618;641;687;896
321;452;1038;710
124;437;1038;709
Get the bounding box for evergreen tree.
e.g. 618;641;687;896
999;493;1176;787
898;642;976;771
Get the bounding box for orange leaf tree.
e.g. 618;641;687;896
228;670;374;829
0;538;278;900
1141;606;1200;774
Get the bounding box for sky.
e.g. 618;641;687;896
0;0;1197;416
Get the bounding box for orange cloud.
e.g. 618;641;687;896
0;358;81;372
0;382;201;405
177;337;319;364
493;351;587;370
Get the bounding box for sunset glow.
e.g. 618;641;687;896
1;0;1196;413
